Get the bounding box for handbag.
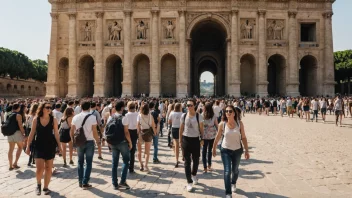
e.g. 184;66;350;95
59;118;71;143
140;115;154;142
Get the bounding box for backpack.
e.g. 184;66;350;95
1;113;19;136
183;112;200;131
105;115;125;145
151;110;159;125
73;114;92;147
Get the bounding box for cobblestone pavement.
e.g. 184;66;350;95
1;113;352;198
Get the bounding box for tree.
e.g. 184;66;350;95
334;50;352;94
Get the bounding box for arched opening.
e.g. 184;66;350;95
200;71;215;96
161;54;176;97
240;54;256;95
28;86;31;95
267;54;286;96
106;55;123;97
190;20;227;96
7;84;11;91
58;57;69;98
0;83;4;91
299;55;318;96
133;54;150;96
78;55;95;97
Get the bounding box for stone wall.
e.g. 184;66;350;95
0;77;46;98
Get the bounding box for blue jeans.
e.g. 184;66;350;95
159;119;164;135
111;141;130;185
153;134;159;160
220;147;243;195
77;141;95;185
202;139;214;169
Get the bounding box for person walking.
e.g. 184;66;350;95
168;103;183;167
124;101;139;173
70;101;99;189
26;102;62;195
179;99;204;192
320;97;327;123
60;107;74;167
26;103;38;167
137;103;157;172
334;95;343;127
150;102;161;164
202;102;218;173
212;105;250;198
106;101;132;190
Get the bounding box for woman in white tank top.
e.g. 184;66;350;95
212;105;250;198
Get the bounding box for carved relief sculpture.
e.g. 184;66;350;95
164;20;175;39
240;19;255;39
136;20;149;39
267;19;285;40
80;21;95;42
108;21;122;41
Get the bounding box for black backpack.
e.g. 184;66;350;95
1;113;19;136
105;115;125;145
151;110;159;125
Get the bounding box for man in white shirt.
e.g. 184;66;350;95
70;101;99;190
74;100;82;115
52;103;63;125
213;100;221;123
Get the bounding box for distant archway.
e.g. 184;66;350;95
267;54;286;96
78;55;95;97
58;57;69;97
200;71;215;96
299;55;318;96
106;55;123;97
161;54;176;97
240;54;256;95
133;54;150;96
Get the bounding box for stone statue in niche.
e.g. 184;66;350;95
267;20;284;40
83;22;93;41
164;20;175;39
108;21;122;41
241;19;254;39
136;20;148;39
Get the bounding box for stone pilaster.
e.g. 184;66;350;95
150;9;160;97
67;12;78;98
229;9;241;97
177;10;187;98
94;11;105;97
257;9;268;97
122;10;133;96
45;12;59;98
287;11;300;96
323;11;335;96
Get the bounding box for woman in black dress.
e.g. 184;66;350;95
26;102;61;195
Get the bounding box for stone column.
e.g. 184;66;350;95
323;11;335;96
287;11;300;96
177;10;187;98
45;13;59;98
257;10;268;97
229;9;241;97
93;11;105;97
122;10;133;96
150;9;160;97
67;12;78;98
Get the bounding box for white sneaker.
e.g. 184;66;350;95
231;184;236;192
192;175;198;185
186;183;193;192
226;195;232;198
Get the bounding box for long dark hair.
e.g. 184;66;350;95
62;107;74;120
36;102;51;117
222;105;239;126
203;102;214;120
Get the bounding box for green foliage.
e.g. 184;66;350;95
0;47;48;82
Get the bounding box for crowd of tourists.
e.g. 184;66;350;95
0;94;350;197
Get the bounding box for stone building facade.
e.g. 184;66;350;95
0;77;46;98
45;0;335;98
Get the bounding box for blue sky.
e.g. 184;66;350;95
0;0;350;82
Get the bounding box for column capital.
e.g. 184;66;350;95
322;11;333;19
288;11;297;18
257;9;266;17
226;38;231;43
123;10;132;17
178;9;187;15
231;9;239;15
151;8;160;15
67;12;76;19
95;11;104;18
50;13;59;20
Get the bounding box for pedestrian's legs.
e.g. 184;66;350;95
207;139;214;168
182;137;193;184
77;144;86;185
129;130;138;172
13;141;23;166
231;150;242;185
111;145;119;186
119;142;130;184
83;141;95;185
221;148;232;195
191;139;200;177
153;135;159;161
202;140;209;169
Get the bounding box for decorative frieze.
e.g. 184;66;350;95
240;19;256;40
106;20;123;46
267;19;285;40
133;19;150;45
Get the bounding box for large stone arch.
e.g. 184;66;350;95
240;54;256;95
187;13;230;39
267;54;287;96
299;55;318;96
132;54;150;96
105;54;123;97
78;55;95;97
161;54;177;97
58;57;69;98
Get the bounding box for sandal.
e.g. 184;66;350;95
43;188;51;195
9;167;14;171
208;166;212;171
140;165;144;171
13;165;20;169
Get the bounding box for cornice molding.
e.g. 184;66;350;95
288;10;297;18
95;11;104;18
50;13;59;20
322;11;333;19
67;12;76;19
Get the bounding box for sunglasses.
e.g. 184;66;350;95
225;110;233;114
44;106;52;110
187;104;193;107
